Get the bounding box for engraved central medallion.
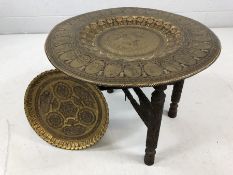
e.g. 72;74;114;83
79;16;183;61
96;26;164;58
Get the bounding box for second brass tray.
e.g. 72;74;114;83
24;70;109;149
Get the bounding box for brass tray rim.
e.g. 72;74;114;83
46;49;221;87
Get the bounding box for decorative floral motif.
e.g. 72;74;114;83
46;112;64;128
59;101;77;118
54;82;71;99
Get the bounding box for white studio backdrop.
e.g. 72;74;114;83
0;0;233;34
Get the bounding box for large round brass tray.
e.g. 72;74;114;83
24;70;109;149
45;7;221;87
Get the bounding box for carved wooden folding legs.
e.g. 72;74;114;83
168;80;184;118
146;85;167;165
123;85;167;165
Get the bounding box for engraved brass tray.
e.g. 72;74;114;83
24;70;109;149
45;7;221;87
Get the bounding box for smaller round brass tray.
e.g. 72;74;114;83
24;70;109;149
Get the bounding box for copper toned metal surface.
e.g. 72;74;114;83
45;7;221;87
24;70;109;150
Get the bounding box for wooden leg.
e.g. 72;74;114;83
144;85;167;165
168;80;184;118
107;89;114;93
122;85;167;166
98;86;114;93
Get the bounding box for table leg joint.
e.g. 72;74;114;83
168;80;184;118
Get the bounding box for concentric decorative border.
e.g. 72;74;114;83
24;69;109;150
79;16;183;60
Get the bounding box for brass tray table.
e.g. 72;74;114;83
24;7;221;166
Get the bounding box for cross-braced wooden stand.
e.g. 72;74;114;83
99;80;184;165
